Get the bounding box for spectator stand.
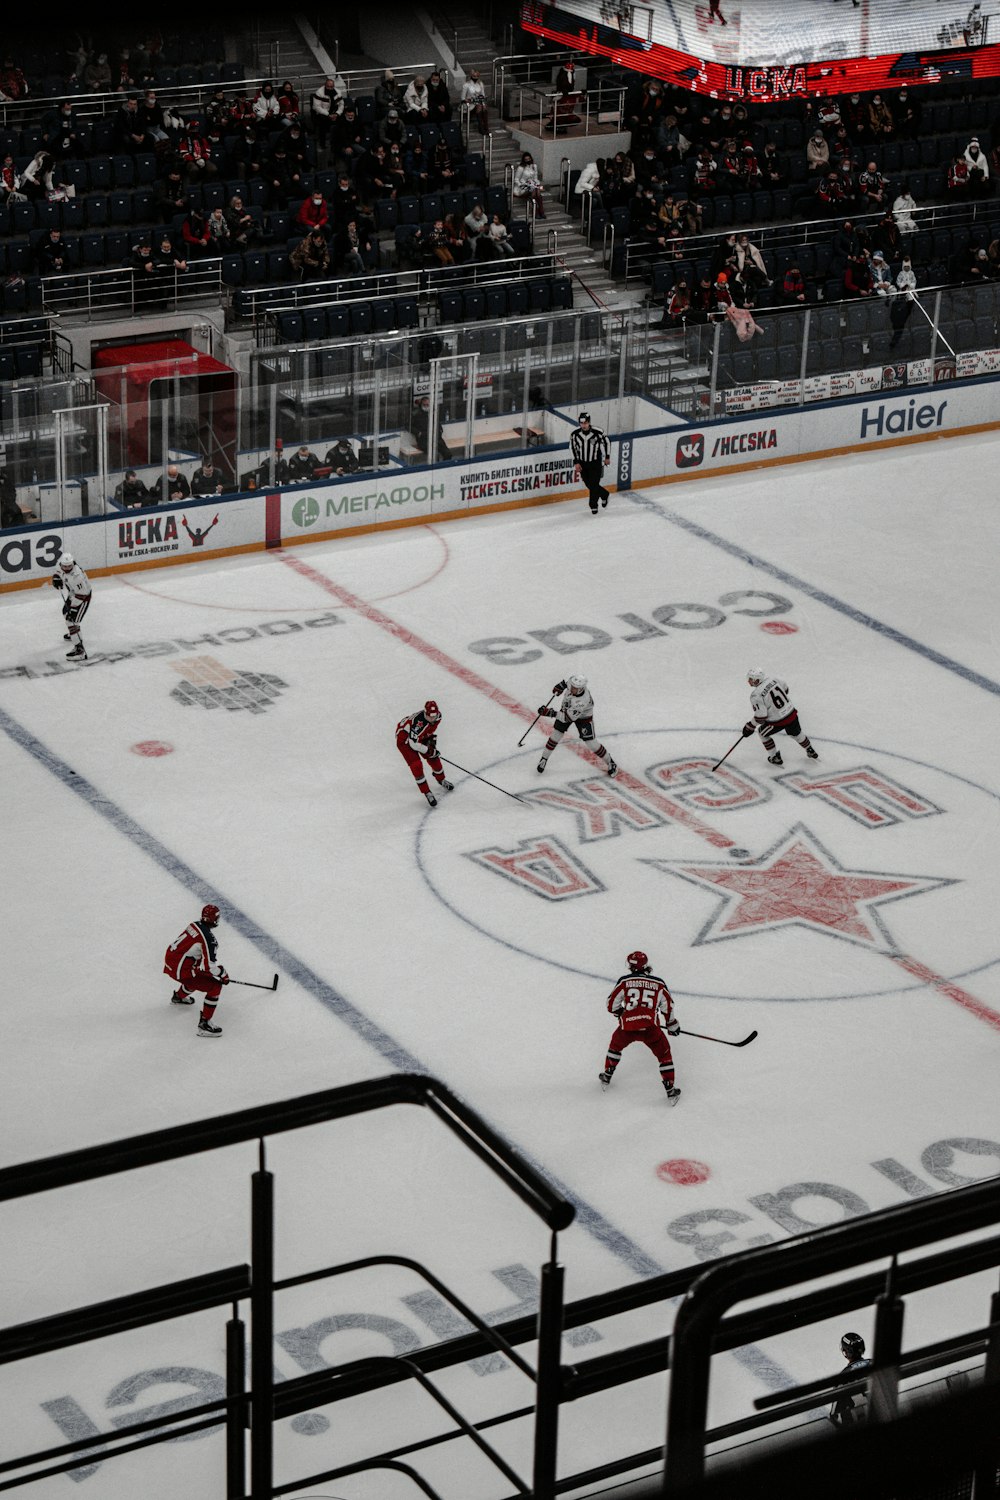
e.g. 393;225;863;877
38;259;226;320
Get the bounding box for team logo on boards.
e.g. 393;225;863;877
168;655;288;715
292;497;320;528
417;730;999;1007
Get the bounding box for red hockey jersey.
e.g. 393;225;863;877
607;972;674;1030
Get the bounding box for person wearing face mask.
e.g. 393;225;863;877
868;93;894;138
889;257;917;348
296;190;330;234
964;137;990;195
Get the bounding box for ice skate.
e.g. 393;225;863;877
63;631;72;641
439;780;454;791
601;492;609;507
197;1017;223;1038
805;745;819;759
767;751;783;766
424;790;438;807
171;989;195;1005
589;505;598;514
599;1070;613;1090
537;754;548;773
665;1086;682;1106
605;755;618;777
66;642;87;660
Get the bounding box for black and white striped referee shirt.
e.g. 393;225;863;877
570;424;610;465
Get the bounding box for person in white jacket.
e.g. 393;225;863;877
513;151;545;217
890;257;917;348
892;184;918;234
461;69;489;134
964;136;990;194
404;75;429;119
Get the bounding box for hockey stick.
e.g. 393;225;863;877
229;974;279;992
518;694;556;747
678;1027;757;1047
439;756;528;804
712;733;745;772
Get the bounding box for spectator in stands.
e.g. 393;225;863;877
426;70;452;123
279;119;309;168
892;179;918;235
462;70;489;136
378;107;405;151
178;122;218;180
233;123;265;181
837;160;860;212
115;470;150;508
431;139;458;190
654;113;685;166
892;87;921;139
843;251;873;297
858;161;887;209
205;88;232;133
873;211;902;262
138;90;169;144
815;97;842;131
690;273;715;323
159;463;191;503
18;151;55;201
336;218;375;273
114;49;137;93
735;234;769;296
181;209;212;258
404;138;432;193
424;218;455;265
830;1334;871;1428
253;82;283;129
384;143;406;194
131;236;160;304
203;124;234;179
332;105;366;173
404;74;430;121
444;212;472;262
309;78;338;157
411;396;451;463
718;139;742;193
635;144;663;190
205;206;231;251
965;245;991;281
157;166;189;222
871;251;893;295
761;142;787;190
191;459;225;496
867;94;894;139
964;138;990;195
297;191;330;234
630;81;664;151
676;193;703;235
356;144;391;200
841;94;868;141
115;95;149;153
0;55;29;100
654;277;690;329
737;143;762;191
513;151;545;217
289;227;330;279
154;234;188;274
806;130;830;175
710;232;738;281
331;173;359;225
262;142;297;207
712;270;734;315
83;52;111;93
987;236;1000;276
816;170;845;215
287;445;320;482
371;68;398;118
781;263;807;304
277;81;300;123
692;147;718;196
44;102;82;160
223;195;255;250
0;151;20;203
489;213;515;257
831;218;862;270
889;257;917;348
948;153;971;199
464;202;495;260
34;228;69;276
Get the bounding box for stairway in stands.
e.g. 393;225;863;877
446;5;625;310
249;20;321;87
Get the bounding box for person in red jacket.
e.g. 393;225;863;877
396;700;454;807
599;951;682;1103
164;904;229;1037
296;191;330;233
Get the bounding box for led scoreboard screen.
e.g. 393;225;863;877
520;0;1000;101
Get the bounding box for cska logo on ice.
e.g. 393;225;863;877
418;724;1000;1005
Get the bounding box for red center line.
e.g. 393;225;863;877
276;549;1000;1029
274;550;733;848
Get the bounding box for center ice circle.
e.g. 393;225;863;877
414;728;1000;1004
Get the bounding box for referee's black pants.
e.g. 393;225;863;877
579;461;610;512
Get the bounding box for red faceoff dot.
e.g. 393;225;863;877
657;1159;711;1186
131;740;175;757
760;620;798;634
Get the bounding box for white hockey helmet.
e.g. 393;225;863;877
568;675;587;693
747;667;765;687
59;552;75;570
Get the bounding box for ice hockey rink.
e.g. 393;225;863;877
2;429;1000;1498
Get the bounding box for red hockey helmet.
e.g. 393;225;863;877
424;699;441;723
627;950;649;973
201;904;221;926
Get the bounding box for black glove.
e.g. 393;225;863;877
538;705;553;717
666;1019;681;1036
426;735;437;756
62;599;71;616
552;680;567;695
742;720;755;737
51;573;64;590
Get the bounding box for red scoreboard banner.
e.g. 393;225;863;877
520;1;1000;101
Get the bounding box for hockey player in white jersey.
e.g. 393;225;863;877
50;553;92;660
742;668;818;766
536;676;617;776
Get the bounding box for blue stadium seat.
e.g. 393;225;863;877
506;283;530;316
14;345;42;378
221;254;244;285
109;193;133;225
278;311;303;343
81;233;106;266
112;155;135;188
302;309;326;341
61;199;86;231
85;195;109;228
135;153;158;184
88;156;113;190
528;280;551;313
756;348;777;381
267;251;289;280
243;252;267;283
372;298;397;331
465;153;486;184
349;301;374;335
398;195;420;224
394;295;419;329
438;290;463;323
550;277;573;310
462;289;486;320
327;307;350;340
485;286;508;319
440;191;464;218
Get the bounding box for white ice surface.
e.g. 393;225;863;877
2;432;999;1498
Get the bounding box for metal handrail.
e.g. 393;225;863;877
39;259;224;320
602;218;615;271
490;48;583;100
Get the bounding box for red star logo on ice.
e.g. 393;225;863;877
643;824;956;950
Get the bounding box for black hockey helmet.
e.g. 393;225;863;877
841;1332;865;1359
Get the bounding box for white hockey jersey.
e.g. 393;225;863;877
56;561;92;603
750;675;795;725
558;684;595;722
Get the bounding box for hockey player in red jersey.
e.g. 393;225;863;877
396;700;454;807
599;951;681;1103
164;903;229;1038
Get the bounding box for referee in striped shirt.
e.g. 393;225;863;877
570;412;611;513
